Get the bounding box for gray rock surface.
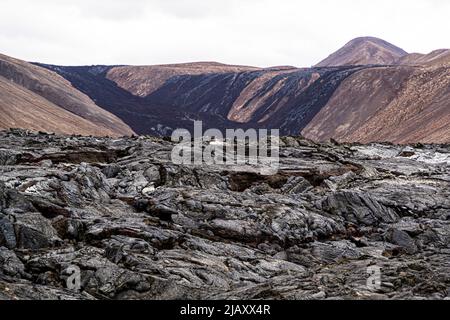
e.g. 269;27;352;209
0;129;449;300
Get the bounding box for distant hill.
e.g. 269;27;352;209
0;54;134;137
315;37;408;67
1;37;448;144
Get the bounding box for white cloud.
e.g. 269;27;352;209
0;0;449;67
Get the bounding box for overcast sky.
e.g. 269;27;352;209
1;0;449;67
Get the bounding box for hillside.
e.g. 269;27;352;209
315;37;408;67
7;36;446;144
0;54;134;137
304;52;450;144
106;62;260;97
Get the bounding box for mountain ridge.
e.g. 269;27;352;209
315;37;408;67
0;37;448;144
0;54;135;137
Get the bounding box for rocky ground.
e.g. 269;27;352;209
0;129;449;300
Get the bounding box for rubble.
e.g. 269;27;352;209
0;129;449;300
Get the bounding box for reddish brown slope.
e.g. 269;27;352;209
316;37;408;67
226;68;301;123
0;54;134;136
29;37;448;144
106;62;260;97
44;62;361;137
0;76;128;136
303;61;450;144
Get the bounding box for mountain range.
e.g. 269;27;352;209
1;37;449;143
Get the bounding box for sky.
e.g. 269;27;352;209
0;0;449;67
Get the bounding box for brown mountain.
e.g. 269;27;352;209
41;62;365;137
0;54;134;137
304;49;450;144
396;49;450;67
20;37;449;144
107;62;260;97
315;37;408;67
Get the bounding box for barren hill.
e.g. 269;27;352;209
302;63;450;144
396;49;450;67
315;37;408;67
2;36;445;144
107;62;260;97
0;54;134;137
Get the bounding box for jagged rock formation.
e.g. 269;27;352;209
0;54;135;137
1;129;449;300
39;63;368;137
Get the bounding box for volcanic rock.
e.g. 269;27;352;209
0;129;448;300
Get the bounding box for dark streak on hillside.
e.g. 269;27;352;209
38;64;365;136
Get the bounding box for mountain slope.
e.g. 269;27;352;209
0;76;127;136
42;63;366;136
396;49;450;67
0;54;134;136
316;37;408;67
32;37;449;144
302;63;450;144
106;62;260;97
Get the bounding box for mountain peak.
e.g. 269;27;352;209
315;37;408;67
